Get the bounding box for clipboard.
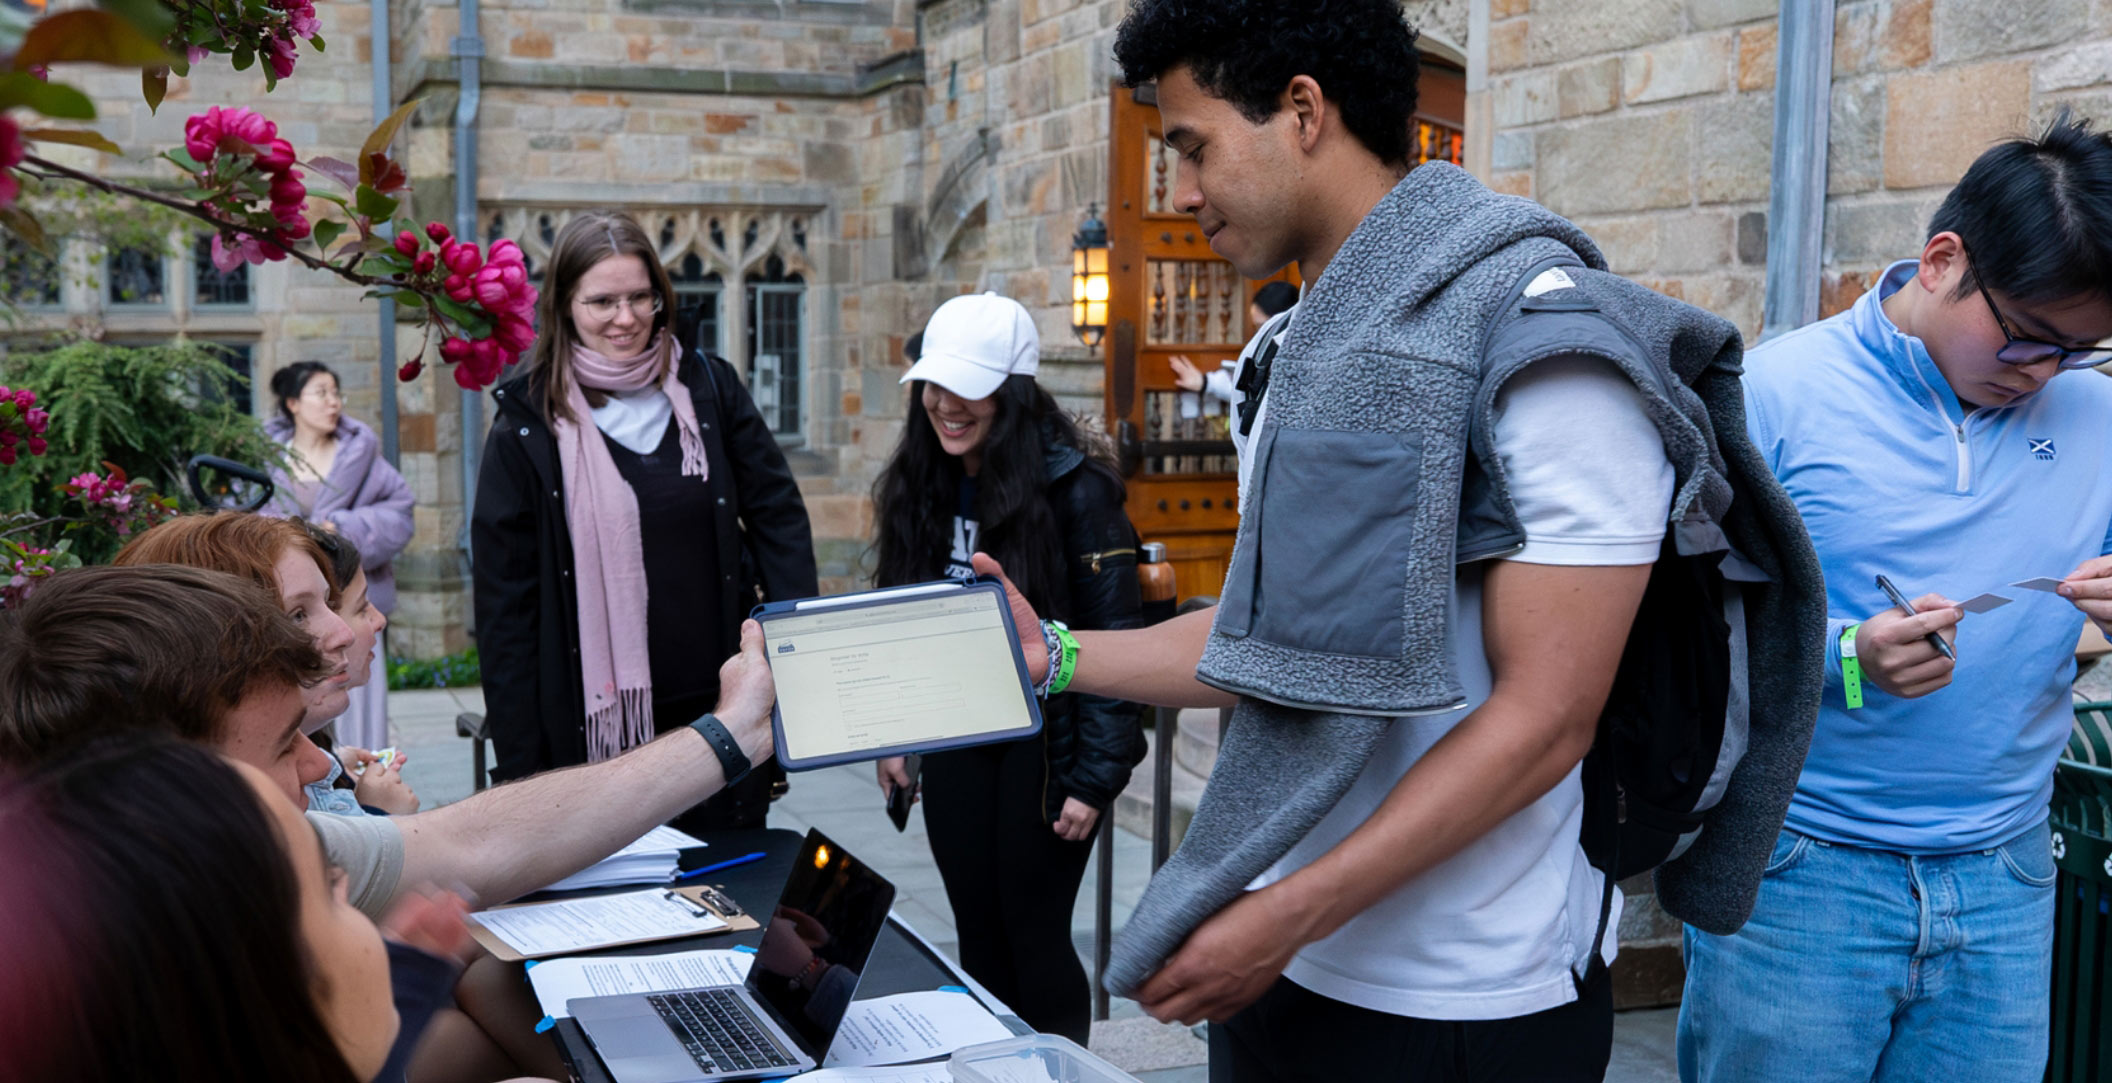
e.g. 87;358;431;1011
751;577;1044;771
467;883;761;963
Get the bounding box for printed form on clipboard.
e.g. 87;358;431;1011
753;577;1044;771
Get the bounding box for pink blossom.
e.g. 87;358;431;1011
211;232;283;271
413;251;436;275
472;267;510;309
426;221;452;244
398;359;424;381
273;0;321;39
488;239;525;268
24;437;43;456
394;231;420;257
441;241;482;276
263;34;298;80
257;138;297;174
12;389;32;410
440;337;473;364
0;116;22;207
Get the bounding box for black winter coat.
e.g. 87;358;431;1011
995;446;1148;820
471;351;818;784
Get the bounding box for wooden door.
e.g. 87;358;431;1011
1102;62;1466;604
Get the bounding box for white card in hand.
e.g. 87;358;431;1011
1959;593;2013;614
2011;577;2067;593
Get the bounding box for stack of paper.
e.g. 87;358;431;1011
542;825;706;892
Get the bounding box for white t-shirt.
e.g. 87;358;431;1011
1234;340;1677;1020
591;385;673;454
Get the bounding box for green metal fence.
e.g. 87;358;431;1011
2049;702;2112;1083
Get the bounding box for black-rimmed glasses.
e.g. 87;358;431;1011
1962;242;2112;370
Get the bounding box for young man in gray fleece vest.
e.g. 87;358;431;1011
979;0;1828;1078
976;1;1665;1078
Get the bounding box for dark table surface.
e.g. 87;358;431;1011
548;827;1017;1082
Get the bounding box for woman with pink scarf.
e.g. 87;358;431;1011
471;211;816;832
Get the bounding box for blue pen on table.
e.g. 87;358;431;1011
673;851;767;881
1875;574;1956;662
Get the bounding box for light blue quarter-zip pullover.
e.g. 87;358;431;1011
1744;260;2112;853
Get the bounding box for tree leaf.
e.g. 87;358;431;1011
359;251;411;276
311;218;345;254
231;45;253;71
0;73;95;119
309;32;324;51
141;65;166;113
0;206;51;254
366;152;408;195
94;0;175;40
13;10;176;70
306;155;360;192
22;127;121;154
357;99;421;184
353;183;398;221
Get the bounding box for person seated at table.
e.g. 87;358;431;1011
0;553;777;1080
1168;280;1299;405
0;734;473;1083
299;521;419;816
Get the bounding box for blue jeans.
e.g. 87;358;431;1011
1677;820;2055;1083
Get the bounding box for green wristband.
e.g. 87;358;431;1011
1840;623;1865;710
1047;621;1081;698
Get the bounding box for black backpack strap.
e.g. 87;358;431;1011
1234;309;1296;438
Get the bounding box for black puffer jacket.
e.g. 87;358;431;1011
1035;442;1148;820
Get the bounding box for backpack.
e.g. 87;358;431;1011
1474;255;1760;964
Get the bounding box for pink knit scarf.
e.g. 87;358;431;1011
553;332;710;761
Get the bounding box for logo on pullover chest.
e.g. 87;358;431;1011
2030;438;2057;461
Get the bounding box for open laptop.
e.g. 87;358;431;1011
570;829;897;1082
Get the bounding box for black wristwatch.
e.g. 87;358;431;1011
688;714;752;786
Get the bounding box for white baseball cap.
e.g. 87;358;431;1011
901;291;1040;401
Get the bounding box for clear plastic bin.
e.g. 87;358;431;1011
946;1033;1142;1083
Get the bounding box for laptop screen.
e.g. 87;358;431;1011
746;830;897;1054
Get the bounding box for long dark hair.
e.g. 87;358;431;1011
270;360;336;424
870;375;1111;619
0;737;363;1083
526;210;678;428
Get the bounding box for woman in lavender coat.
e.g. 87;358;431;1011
265;361;415;749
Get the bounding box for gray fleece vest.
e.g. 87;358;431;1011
1103;164;1824;997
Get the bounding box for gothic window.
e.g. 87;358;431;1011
746;254;805;439
106;245;166;306
0;236;59;307
192;234;250;307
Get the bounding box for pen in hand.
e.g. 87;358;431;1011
1875;574;1957;662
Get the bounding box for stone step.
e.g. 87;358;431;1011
1087;1016;1207;1074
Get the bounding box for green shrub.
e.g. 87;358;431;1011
0;339;283;564
388;646;481;690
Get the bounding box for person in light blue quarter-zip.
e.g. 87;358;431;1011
1679;110;2112;1083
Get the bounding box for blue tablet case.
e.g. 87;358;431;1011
750;576;1044;771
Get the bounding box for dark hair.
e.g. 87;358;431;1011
1113;0;1422;168
869;376;1118;618
0;737;364;1083
297;519;364;594
1930;108;2112;305
1252;281;1298;318
903;331;924;363
269;361;337;424
527;210;678;428
0;565;327;767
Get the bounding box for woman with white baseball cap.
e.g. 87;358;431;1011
868;291;1147;1043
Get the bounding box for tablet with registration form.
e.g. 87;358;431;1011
751;577;1044;771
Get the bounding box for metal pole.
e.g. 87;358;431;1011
1092;815;1112;1022
1151;705;1175;873
452;0;485;554
1759;0;1836;342
369;0;398;467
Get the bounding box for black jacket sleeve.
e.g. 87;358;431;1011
1050;464;1148;810
709;355;819;601
470;422;551;781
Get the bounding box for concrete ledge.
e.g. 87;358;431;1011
403;50;923;104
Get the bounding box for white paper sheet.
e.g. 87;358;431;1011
527;948;754;1019
789;1066;953;1083
823;990;1012;1068
1959;592;2014;614
470;888;727;957
542;825;706;893
2013;577;2067;593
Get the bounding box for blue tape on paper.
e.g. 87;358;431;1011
534;1016;555;1034
523;960;539;970
938;984;970;994
733;943;758;954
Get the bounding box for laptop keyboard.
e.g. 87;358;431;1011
647;989;797;1074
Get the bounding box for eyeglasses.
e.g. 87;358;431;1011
573;290;664;322
1961;242;2112;371
302;387;343;403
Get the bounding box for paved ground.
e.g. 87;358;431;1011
387;687;1681;1081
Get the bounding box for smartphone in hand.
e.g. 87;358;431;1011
886;754;922;832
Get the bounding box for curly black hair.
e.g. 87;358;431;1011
1113;0;1422;168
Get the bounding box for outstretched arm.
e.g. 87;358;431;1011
394;621;778;906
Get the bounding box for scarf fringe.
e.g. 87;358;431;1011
584;687;655;763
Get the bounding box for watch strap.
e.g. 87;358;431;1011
689;713;753;785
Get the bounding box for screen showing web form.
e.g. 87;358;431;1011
765;590;1032;760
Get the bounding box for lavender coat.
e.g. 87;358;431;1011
265;414;415;614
